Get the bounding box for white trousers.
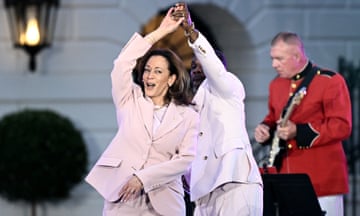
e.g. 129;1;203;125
318;194;344;216
194;182;263;216
102;194;161;216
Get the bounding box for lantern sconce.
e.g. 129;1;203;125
4;0;60;72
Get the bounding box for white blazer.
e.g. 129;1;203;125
188;33;263;201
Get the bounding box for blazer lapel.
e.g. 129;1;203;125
193;81;207;113
153;103;183;140
138;98;154;138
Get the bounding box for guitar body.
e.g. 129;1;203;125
272;139;287;170
264;136;286;171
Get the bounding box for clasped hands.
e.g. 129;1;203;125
171;2;193;32
153;2;195;42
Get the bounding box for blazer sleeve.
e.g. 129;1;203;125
188;33;245;100
296;74;352;148
111;32;152;109
135;109;199;193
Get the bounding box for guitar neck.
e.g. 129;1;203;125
280;103;297;127
280;87;306;127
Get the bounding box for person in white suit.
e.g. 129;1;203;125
173;3;263;216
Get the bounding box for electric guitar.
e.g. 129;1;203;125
267;86;307;168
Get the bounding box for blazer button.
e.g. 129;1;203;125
203;156;208;160
199;132;203;136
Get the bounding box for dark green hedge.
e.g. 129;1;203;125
0;109;88;203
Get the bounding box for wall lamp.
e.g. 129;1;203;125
4;0;60;72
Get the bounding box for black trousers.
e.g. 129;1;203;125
184;192;195;216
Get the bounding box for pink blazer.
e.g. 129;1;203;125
85;33;199;215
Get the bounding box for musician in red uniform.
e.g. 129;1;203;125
254;31;352;216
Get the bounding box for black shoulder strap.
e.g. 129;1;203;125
282;66;319;117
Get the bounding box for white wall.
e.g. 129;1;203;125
0;0;359;215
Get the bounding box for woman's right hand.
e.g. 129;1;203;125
157;6;184;36
146;6;184;44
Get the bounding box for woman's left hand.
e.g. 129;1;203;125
118;175;143;202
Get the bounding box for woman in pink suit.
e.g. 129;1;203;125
85;7;199;216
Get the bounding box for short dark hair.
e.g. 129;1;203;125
271;31;304;52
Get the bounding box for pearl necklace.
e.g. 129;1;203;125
154;103;169;110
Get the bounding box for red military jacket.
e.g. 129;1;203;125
262;62;352;196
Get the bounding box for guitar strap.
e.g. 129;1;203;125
268;64;320;171
281;65;319;117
